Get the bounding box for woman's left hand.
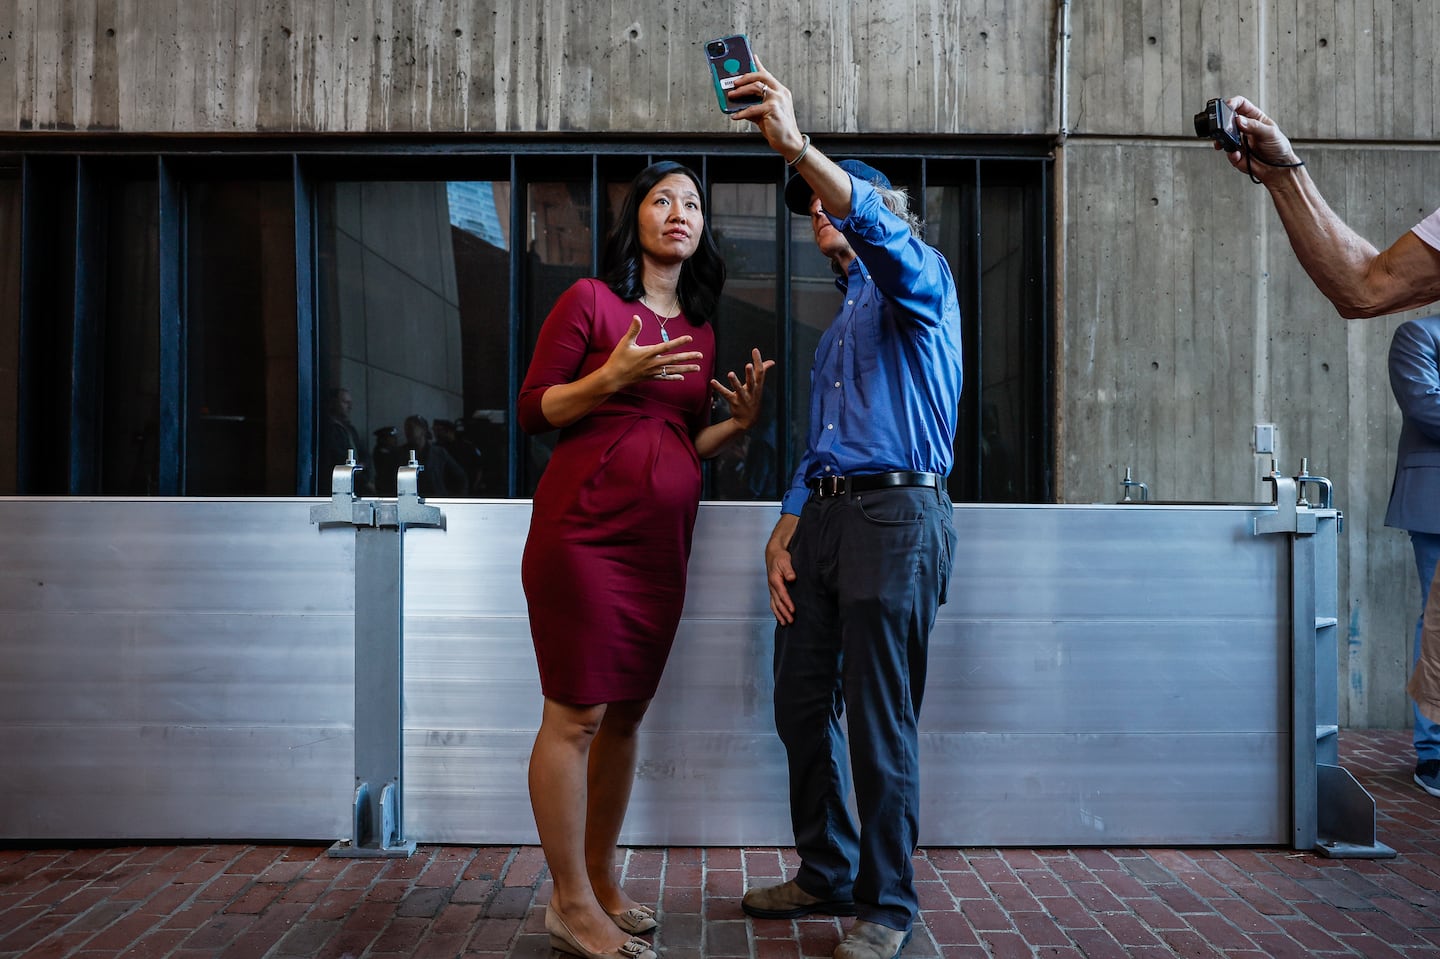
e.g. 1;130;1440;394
712;348;775;430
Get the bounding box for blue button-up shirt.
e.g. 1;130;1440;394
780;175;964;516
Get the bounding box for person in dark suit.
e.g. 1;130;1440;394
371;426;401;497
432;418;484;495
402;415;468;498
322;387;374;494
1387;317;1440;796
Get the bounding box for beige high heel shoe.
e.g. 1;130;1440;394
607;904;658;935
545;905;656;959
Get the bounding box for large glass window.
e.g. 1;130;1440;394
3;142;1052;502
520;175;594;496
316;178;501;498
184;175;297;495
97;164;160;495
707;177;783;500
927;161;1050;503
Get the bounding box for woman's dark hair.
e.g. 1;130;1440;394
600;161;727;324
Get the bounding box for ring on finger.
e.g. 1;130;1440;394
662;366;669;377
759;82;769;99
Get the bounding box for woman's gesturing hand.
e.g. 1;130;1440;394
711;347;775;429
608;316;705;385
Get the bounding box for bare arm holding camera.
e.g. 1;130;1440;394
1211;95;1440;318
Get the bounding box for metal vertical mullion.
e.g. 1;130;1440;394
590;155;602;272
1036;159;1055;501
70;158;105;494
919;160;930;234
294;155;318;495
696;155;710;499
157;157;184;495
967;160;984;498
505;155;521;497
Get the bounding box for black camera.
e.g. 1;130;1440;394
706;39;727;58
1194;98;1243;153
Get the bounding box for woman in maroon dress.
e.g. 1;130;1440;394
518;161;772;959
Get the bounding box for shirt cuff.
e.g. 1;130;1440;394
780;486;809;516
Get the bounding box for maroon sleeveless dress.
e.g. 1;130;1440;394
518;279;716;705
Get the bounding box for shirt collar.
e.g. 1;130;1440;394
835;256;868;292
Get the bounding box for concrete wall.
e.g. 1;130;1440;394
3;0;1438;729
1063;0;1440;730
0;0;1054;134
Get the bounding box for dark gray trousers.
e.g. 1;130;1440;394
774;484;957;931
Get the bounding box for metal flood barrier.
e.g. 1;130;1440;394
0;480;1388;854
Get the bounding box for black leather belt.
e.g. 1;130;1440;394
808;470;942;498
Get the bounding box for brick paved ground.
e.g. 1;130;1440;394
2;729;1438;959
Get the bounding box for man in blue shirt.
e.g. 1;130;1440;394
727;66;962;959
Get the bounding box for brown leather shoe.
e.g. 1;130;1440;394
833;920;911;959
741;878;856;919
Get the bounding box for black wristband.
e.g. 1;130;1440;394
1243;138;1304;184
1253;156;1305;168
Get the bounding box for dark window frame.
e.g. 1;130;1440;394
0;134;1055;502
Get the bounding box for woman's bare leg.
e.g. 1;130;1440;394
529;697;634;952
583;698;651;915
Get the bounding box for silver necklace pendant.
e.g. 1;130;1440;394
645;294;674;342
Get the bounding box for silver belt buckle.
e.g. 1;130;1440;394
816;475;845;498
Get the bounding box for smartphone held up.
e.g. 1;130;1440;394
705;34;762;114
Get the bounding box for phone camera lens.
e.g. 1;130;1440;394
706;40;726;58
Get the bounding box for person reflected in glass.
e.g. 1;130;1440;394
402;414;467;497
322;387;374;494
371;426;401;497
433;417;484;495
518;160;772;959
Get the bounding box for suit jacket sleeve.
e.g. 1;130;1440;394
1390;320;1440;445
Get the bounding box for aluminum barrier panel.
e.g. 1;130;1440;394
0;498;1320;846
0;499;355;841
403;502;1292;846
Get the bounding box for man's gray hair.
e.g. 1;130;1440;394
874;183;924;238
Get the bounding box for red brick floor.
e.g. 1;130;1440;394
2;729;1438;958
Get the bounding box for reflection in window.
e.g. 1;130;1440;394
928;168;1048;503
976;183;1039;502
709;182;782;500
0;175;17;494
316;180;513;497
521;181;592;495
185;179;297;494
451;182;514;498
